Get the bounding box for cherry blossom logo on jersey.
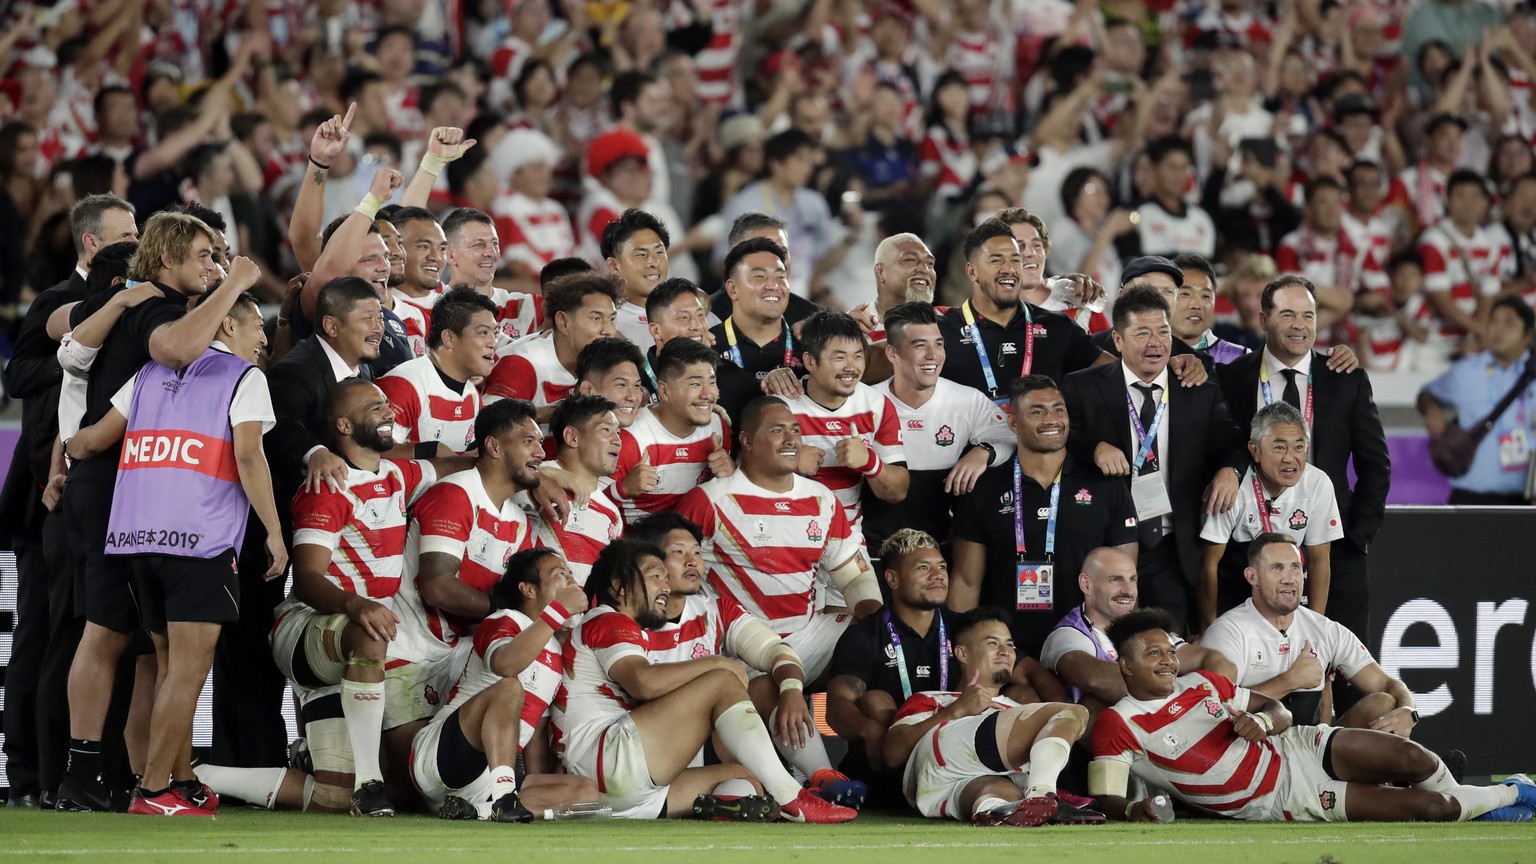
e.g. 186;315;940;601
501;321;522;340
1319;790;1337;811
1203;698;1224;718
464;426;475;448
807;519;823;543
608;520;620;540
425;685;441;706
691;644;710;659
1288;509;1309;531
935;425;955;446
1074;489;1093;505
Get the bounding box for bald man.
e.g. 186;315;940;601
872;234;938;318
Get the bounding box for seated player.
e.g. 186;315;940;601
1198;401;1342;630
1040;547;1236;723
676;396;883;686
1088;610;1536;823
614;337;734;523
412;548;597;821
1201;534;1422;735
561;539;858;822
629;512;866;809
377;286;499;455
885;608;1104;827
575;337;648;428
527;395;624;586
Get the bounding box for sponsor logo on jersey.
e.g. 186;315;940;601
1001;342;1017;356
1036;507;1051;518
826;420;844;432
907;419;924;430
1168;702;1183;716
775;501;791;511
675;447;690;458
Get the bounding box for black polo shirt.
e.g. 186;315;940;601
828;607;961;706
951;453;1137;654
710;316;804;426
938;301;1103;396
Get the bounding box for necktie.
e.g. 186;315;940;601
1281;368;1302;411
1133;382;1161;475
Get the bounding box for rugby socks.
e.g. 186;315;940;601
192;765;287;810
1415;754;1459;793
491;769;518;801
972;795;1013;819
341;676;387;788
713;701;803;805
768;707;833;778
1021;736;1073;800
712;778;758;797
1449;784;1519;821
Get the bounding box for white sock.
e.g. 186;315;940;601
972;795;1012;818
712;778;757;797
192;764;287;810
1022;736;1072;799
490;768;518;800
300;775;316;811
713;701;803;805
341;676;387;787
768;707;833;778
1450;784;1518;821
1416;755;1458;793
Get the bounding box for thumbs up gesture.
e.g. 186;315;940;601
1286;639;1324;691
706;433;735;478
835;434;871;472
622;451;660;498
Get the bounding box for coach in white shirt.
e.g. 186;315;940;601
1201;534;1419;737
1197;400;1342;631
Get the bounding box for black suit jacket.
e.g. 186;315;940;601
1215;350;1391;551
1062;361;1247;581
264;336;373;506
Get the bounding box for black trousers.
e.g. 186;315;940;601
208;518;289;767
1136;534;1190;633
37;507;83;792
3;513;48;795
1327;539;1373;716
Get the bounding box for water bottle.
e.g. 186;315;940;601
543;801;613;820
1149;794;1175;822
1047;276;1107;314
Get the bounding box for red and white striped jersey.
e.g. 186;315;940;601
560;606;648;756
383;84;424;143
1341;210;1398;295
690;0;743;107
392;296;432;359
488;34;534;112
392;469;533;663
378;356;482;454
493;191;576;277
485;330;576;408
1388;162;1448;235
489;287;543;346
611;406;730;524
892;690;1023;728
439;608;562;749
1093;671;1280;818
1356;294;1432;372
528;469;623;587
783;384;905;533
576;187;625;266
919;125;975;206
676;472;861;635
945;27;1012;115
1187;8;1273;49
1275;227;1360;293
643;593;752;664
290;458;437;601
1418;221;1513;342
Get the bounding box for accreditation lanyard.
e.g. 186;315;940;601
1125;385;1169;472
883;608;949;702
1013;460;1061;561
643;350;659;404
1259;360;1314;428
1252;471;1275;533
724;316;793;371
962;300;1032;403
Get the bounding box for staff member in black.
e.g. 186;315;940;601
1061;287;1247;630
1215;275;1391;647
949;376;1139;655
710;236;805;424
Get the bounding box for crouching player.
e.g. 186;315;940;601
412;548;598;821
1088;611;1536;823
885;608;1105;827
561;539;859;822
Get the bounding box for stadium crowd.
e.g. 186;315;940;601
3;0;1536;829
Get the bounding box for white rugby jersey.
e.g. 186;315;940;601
289;458;437;602
1355;294;1432;372
438;608;563;749
784;383;906;532
1134;200;1216;259
392;297;431;360
1388;162;1448;233
377;356;482;454
485;330;576;408
488;287;543;347
616;301;654;354
1275;227;1359;293
872;378;1013;472
1201;600;1375;697
527;468;623;587
392;469;533;664
1199;464;1344;548
892;690;1022;728
560;606;648;757
675;472;861;634
643;593;752;665
493;191;576;277
1418;221;1513;346
1093;671;1280;818
611;405;730;524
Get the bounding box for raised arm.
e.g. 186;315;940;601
147;257;262;369
289;103;357;275
303;167;403;319
400;127;477;209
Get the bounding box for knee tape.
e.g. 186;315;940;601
302;613;352;685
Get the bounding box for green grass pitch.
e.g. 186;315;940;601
2;811;1532;864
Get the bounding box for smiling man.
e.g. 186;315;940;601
575;337;648;428
378;286;499;455
603;208;671;351
484;272;622;419
712;237;803;423
1198;401;1342;630
527;395;625;586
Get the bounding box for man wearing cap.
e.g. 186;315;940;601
491;128;575;280
1089;256;1209;368
1387;113;1467;236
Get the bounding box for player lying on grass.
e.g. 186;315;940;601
411;548;598;821
884;607;1106;827
1088;610;1536;823
560;539;859;822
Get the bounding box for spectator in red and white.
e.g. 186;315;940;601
1133;136;1216;260
932;0;1014;121
1343;160;1402;301
553;55;613;165
1388;112;1466;237
489;1;580;113
378;285;499;456
684;0;745;109
607;71;688;226
1498;173;1536;307
491;128;575;282
1417;169;1514;369
1189;0;1273;51
1356;251;1433;373
443;207;543;344
403;82;471;172
485;271;621;418
507;60;562;139
917;72;975;222
373;26;425;144
578;128;652;262
1276;178;1364;330
842;5;930;137
1187;48;1275;190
